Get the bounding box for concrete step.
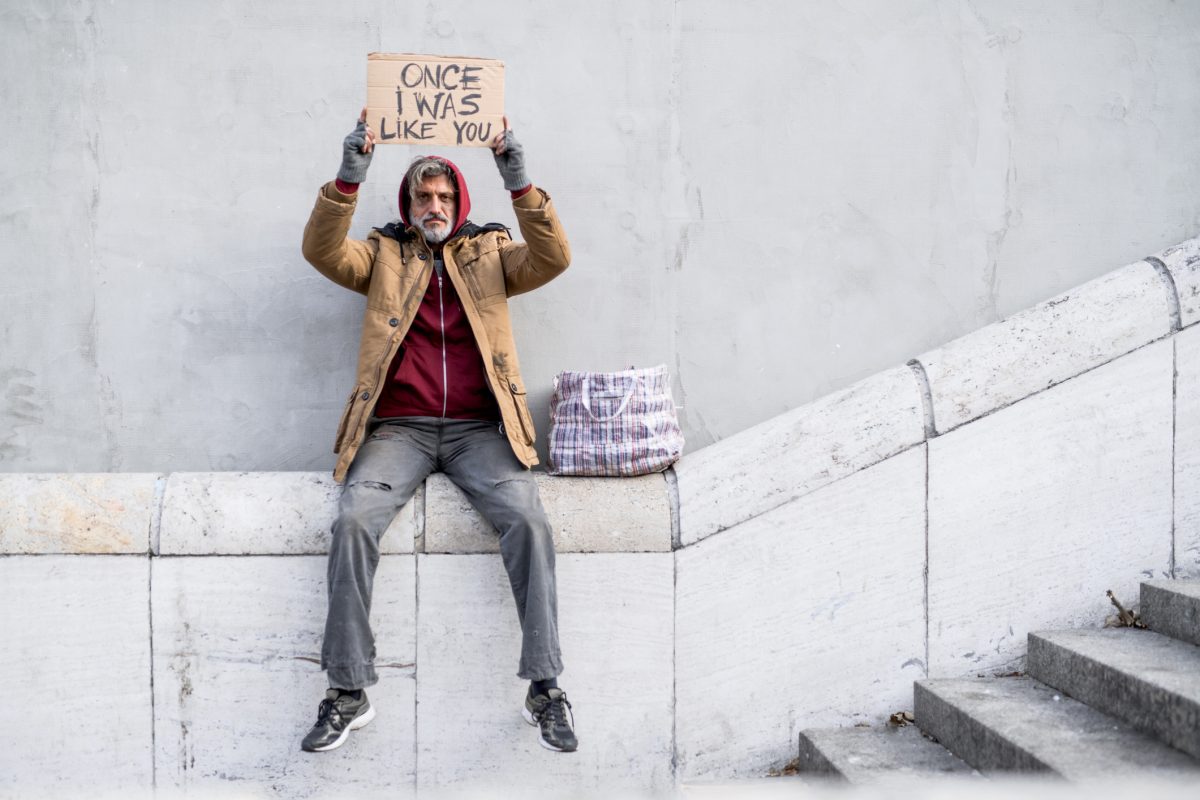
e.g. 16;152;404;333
914;676;1199;778
1141;579;1200;646
797;724;977;783
1028;627;1200;760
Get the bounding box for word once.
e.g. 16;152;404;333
393;62;484;91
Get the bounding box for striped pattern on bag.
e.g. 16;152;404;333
547;365;684;477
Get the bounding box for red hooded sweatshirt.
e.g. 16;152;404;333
371;157;501;421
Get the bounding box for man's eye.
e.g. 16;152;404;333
416;193;432;203
439;193;455;204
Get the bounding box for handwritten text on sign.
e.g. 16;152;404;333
366;53;504;147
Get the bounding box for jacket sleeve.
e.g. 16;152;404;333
301;181;379;296
500;187;571;297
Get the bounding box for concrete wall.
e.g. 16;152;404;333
3;1;1200;473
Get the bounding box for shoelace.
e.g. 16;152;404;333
315;698;345;728
544;693;574;731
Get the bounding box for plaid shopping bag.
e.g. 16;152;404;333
547;364;684;477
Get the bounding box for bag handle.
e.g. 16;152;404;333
581;374;638;422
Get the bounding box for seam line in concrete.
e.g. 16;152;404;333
923;442;931;678
665;467;681;551
906;359;937;438
1171;337;1178;579
148;554;157;790
150;473;167;555
670;547;679;780
667;2;685;776
413;552;421;788
1146;256;1183;333
415;481;426;554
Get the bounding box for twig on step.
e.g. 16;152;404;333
1104;589;1146;628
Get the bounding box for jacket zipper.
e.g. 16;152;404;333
437;271;448;419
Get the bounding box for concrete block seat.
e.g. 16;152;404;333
154;470;672;556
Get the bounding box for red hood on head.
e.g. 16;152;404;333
398;156;472;239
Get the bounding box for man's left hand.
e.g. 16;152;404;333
491;116;531;192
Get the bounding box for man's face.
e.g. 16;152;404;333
412;174;457;244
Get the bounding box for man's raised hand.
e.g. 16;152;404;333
491;116;531;192
338;107;376;184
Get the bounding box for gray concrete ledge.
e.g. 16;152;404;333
675;365;926;546
158;471;418;555
0;472;161;554
915;259;1172;436
2;470;673;555
426;472;671;553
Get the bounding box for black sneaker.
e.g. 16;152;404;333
300;689;376;752
523;687;578;752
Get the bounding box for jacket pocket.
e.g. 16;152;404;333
459;247;506;307
503;374;536;446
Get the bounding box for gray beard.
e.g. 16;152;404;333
420;219;451;243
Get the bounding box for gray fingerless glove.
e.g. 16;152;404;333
492;129;531;191
338;120;373;184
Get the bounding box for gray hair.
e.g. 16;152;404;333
405;157;456;206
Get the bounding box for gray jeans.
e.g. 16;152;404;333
321;417;563;690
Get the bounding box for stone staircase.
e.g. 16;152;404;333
797;579;1200;783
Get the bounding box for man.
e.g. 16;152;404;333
299;108;576;754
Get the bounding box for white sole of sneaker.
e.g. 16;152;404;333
522;706;537;726
537;736;576;753
307;704;377;753
350;703;377;730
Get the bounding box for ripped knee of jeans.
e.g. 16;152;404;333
349;480;392;492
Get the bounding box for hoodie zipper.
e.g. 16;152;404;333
437;269;448;419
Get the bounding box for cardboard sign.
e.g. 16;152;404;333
366;53;504;147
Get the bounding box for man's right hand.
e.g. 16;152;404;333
338;107;376;184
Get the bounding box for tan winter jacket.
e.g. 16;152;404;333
302;182;570;482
